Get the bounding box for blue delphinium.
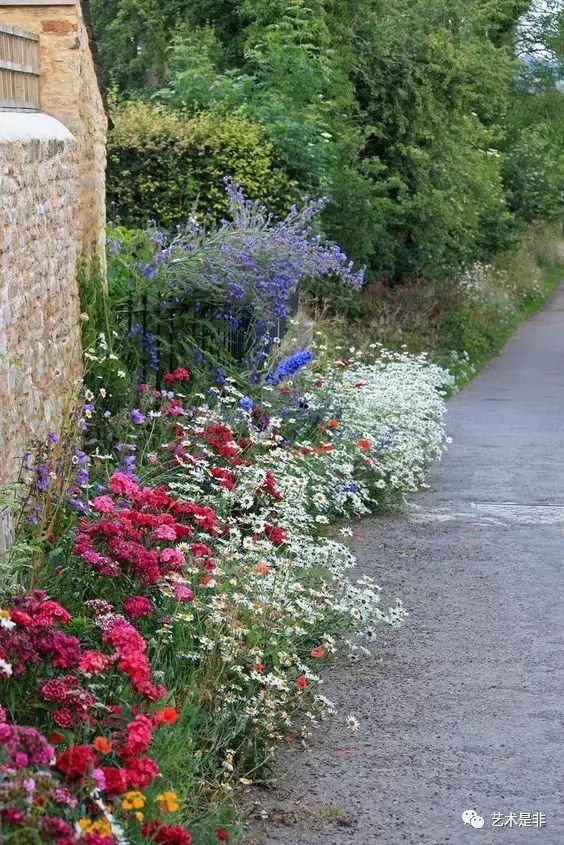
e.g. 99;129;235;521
265;349;314;385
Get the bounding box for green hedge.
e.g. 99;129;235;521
107;101;298;228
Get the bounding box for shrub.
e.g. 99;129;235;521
503;123;564;223
107;101;298;228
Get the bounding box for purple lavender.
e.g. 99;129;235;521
156;180;364;324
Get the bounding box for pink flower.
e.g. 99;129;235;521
92;767;106;790
173;583;194;602
108;471;140;499
152;524;177;541
79;650;112;674
91;495;115;513
160;547;185;568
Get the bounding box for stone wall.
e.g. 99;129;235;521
0;114;82;487
0;1;108;263
0;1;107;494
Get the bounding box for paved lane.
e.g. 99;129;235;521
248;284;564;845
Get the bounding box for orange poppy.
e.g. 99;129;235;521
155;706;180;725
93;737;112;755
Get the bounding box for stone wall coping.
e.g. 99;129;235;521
0;111;74;141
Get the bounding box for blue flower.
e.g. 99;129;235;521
130;409;146;425
265;350;314;385
239;396;254;412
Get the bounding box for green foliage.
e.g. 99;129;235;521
107;101;297;228
503;122;564;221
94;0;564;287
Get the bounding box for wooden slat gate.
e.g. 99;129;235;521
0;23;39;111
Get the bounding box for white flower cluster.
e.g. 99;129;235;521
151;345;450;776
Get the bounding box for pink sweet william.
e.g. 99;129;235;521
79;650;113;674
108;471;140;498
151;524;177;541
160;547;185;568
90;495;115;513
123;596;154;619
173;583;194;602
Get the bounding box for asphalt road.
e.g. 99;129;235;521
248;284;564;845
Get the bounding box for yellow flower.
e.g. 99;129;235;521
122;790;147;811
78;819;112;836
135;812;145;823
155;791;179;812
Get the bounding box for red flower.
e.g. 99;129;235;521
264;524;286;545
55;745;98;780
120;714;153;761
296;675;308;690
356;439;371;450
123;596;154;619
52;708;74;728
216;829;229;842
126;756;159;788
163;367;190;384
211;467;236;490
100;765;129;796
154;706;180;725
142;821;192;845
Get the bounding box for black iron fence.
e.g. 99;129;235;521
116;290;299;389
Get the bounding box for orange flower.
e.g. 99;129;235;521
254;561;271;575
356;439;371;450
93;737;112;755
296;675;308;690
327;419;340;430
253;662;264;672
155;706;180;725
310;647;325;659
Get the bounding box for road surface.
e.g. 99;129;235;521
247;283;564;844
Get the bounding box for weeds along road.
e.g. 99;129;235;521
248;282;564;845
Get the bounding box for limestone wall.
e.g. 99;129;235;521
0;1;107;491
0;1;107;262
0;114;82;486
